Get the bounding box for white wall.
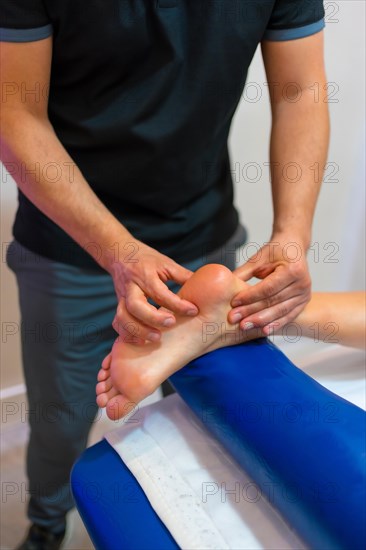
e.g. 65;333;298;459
1;1;365;390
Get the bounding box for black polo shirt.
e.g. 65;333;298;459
1;0;325;269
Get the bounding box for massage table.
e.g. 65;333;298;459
71;339;366;549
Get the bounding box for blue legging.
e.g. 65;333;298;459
170;339;366;549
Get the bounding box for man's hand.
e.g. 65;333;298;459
109;240;199;344
228;234;311;335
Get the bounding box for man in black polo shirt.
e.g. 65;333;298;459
1;1;329;548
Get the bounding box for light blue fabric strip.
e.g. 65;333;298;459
263;18;325;42
0;24;53;42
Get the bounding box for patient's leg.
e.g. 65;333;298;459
96;264;260;420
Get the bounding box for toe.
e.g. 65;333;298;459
96;378;113;394
97;368;110;382
101;353;112;370
96;392;108;408
96;385;119;408
106;395;138;421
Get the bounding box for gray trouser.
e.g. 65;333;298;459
6;225;246;533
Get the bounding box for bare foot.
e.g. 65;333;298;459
96;264;260;420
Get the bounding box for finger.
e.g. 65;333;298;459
114;298;162;343
165;262;194;286
232;262;258;281
239;295;309;331
126;282;198;330
228;284;297;324
146;277;199;316
231;266;292;307
125;284;175;328
262;302;308;336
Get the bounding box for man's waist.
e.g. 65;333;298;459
14;194;239;268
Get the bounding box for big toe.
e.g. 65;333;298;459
106;395;139;421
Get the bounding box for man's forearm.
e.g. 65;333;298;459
269;87;330;249
1;111;133;272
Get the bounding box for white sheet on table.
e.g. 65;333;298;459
294;345;365;409
105;346;365;550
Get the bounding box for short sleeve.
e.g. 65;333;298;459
263;0;325;42
0;0;52;42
